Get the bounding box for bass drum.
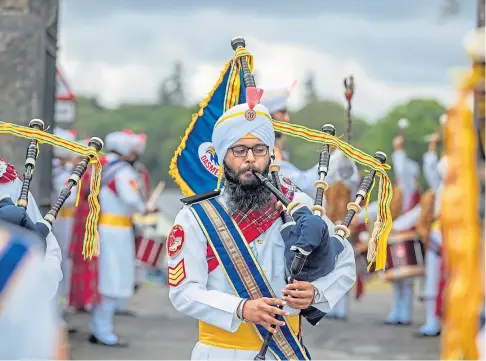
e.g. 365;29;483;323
383;230;425;281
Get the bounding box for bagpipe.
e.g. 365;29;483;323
0;119;104;258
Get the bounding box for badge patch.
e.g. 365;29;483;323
198;142;219;177
129;179;139;193
167;224;185;258
245;109;256;121
168;259;186;287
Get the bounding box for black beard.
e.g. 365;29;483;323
223;160;272;214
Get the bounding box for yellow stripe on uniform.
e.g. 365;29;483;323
98;214;132;228
199;315;300;351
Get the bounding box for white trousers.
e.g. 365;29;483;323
191;342;279;360
90;295;122;344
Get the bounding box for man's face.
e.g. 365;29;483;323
272;110;290;123
224;138;270;185
124;150;139;163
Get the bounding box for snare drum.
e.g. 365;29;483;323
135;233;165;268
133;213;165;269
383;231;425;281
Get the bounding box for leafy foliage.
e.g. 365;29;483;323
73;95;445;190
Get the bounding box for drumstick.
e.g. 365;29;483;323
146;181;165;211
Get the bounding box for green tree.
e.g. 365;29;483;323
73;95;446;191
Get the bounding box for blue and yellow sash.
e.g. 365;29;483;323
191;198;310;360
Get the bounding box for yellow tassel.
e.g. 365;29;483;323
373;175;393;270
75;177;82;207
83;157;102;259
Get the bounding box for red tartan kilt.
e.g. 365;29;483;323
135;235;164;268
69;254;100;309
68;168;101;309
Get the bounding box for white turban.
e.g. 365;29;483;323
258;82;296;114
104;131;139;156
259;93;288;114
212;102;275;161
53;127;77;159
133;133;147;155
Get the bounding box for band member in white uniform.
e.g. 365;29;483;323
416;117;447;337
357;135;421;325
88;131;146;347
116;132;150;316
168;100;356;360
385;136;422;325
0;156;62;300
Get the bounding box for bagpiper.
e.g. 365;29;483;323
168;99;357;360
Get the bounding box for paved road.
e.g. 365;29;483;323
68;281;440;360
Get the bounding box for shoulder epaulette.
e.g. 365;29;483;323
279;175;302;192
0;157;20;184
180;190;221;205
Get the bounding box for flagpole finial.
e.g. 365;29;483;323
231;36;246;50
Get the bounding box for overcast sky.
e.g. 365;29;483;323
57;0;477;121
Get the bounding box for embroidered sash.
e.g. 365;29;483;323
191;198;310;361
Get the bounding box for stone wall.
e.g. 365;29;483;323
0;0;59;213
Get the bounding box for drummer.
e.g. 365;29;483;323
415;115;447;337
115;131;152;316
358;134;422;325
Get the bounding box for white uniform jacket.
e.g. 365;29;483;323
168;189;356;360
97;153;146;298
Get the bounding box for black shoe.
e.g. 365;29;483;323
414;330;441;338
115;310;137;317
88;334;128;347
398;321;411;326
68;327;78;334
